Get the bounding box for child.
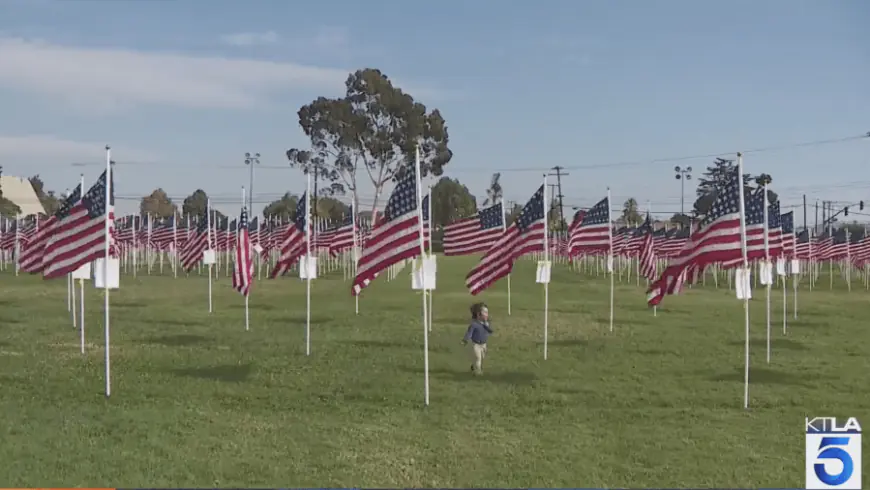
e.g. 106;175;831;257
462;302;492;375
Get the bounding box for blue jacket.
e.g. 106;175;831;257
463;320;492;345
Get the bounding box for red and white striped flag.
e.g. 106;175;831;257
637;213;657;281
270;192;307;278
42;170;113;279
352;166;427;296
465;185;545;295
442;203;505;256
180;209;210;271
19;186;81;273
232;206;254;296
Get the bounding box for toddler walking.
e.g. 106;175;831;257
462;302;492;375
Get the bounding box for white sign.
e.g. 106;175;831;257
299;255;318;279
253;243;264;254
93;258;120;289
759;261;773;286
411;256;437;290
202;250;216;265
776;258;787;277
791;259;801;275
735;268;752;300
536;260;552;284
71;262;91;280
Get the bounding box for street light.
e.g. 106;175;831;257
244;152;260;214
674;165;692;215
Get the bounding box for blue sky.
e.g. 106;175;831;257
0;0;867;226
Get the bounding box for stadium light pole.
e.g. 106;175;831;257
674;166;692;215
244;152;260;214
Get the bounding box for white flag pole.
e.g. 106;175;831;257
305;172;312;356
242;186;249;332
173;213;178;278
352;188;360;315
502;199;511;316
427;185;433;332
793;229;799;321
649;200;657;318
104;145;112;397
76;174;85;337
543;176;550;360
607;187;614;332
207;198;213;314
737;152;751;409
414;147;430;406
763;182;771;364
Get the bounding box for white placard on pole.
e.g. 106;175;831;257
299;255;318;279
253;243;264;254
93;258;120;289
759;261;773;286
411;256;437;290
202;249;216;265
790;259;800;275
535;260;551;284
775;258;786;277
72;262;91;280
735;267;752;300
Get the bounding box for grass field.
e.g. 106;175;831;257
0;256;867;488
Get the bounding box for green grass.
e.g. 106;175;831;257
0;256;867;488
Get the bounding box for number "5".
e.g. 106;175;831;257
814;437;854;486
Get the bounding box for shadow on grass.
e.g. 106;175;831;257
0;316;23;325
707;367;810;387
727;338;808;350
337;339;450;353
112;300;148;308
144;334;211;346
228;302;276;311
140;318;206;328
538;339;589;348
400;366;537;386
170;363;252;382
280;316;331;326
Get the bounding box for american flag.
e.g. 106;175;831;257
19;186;82;273
647;167;744;306
637;213;657;281
352;166;427;296
270;192;308;278
327;205;356;256
780;211;794;257
442;203;504;256
180;209;210;271
767;200;782;258
721;189;764;267
794;229;811;259
465;185;545;295
232;206;254;296
568;197;611;256
43;170;113;279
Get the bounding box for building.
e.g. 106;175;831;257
0;176;46;216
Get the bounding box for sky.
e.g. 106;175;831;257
0;0;867;226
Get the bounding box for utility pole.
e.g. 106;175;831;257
547;183;558;227
814;200;819;236
548;166;569;231
674;166;692;215
802;194;807;231
244;152;260;214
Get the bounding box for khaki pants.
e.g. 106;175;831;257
470;343;487;373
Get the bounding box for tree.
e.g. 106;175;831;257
693;158;757;217
182;189;209;217
315;196;350;222
482;173;502;207
506;203;523;225
669;213;693;229
262;193;299;220
27;175;61;215
547;198;565;231
287;68;453;215
0;165;20;217
430;177;477;228
621;198;642;226
140;188;177;218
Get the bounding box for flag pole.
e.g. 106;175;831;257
543;175;549;360
352;188;360;315
737;152;751;409
415;146;430;406
649;200;657;317
427;185;433;332
104;145;112;398
607;187;614;332
502;199;511;315
242;186;250;332
763;182;771;364
207;198;213;314
305;171;312;356
77;174;85;344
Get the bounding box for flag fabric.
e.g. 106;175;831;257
465;185;546;295
647;167;744;306
327;205;356;256
232;206;254;296
780;211;795;256
270;192;307;278
19;186;82;273
43;171;113;279
568;197;611;256
637;213;657;281
767;200;782;258
180;210;210;271
442;203;505;256
352;166;427;296
721;189;764;267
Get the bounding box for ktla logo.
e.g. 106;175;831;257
806;417;862;489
